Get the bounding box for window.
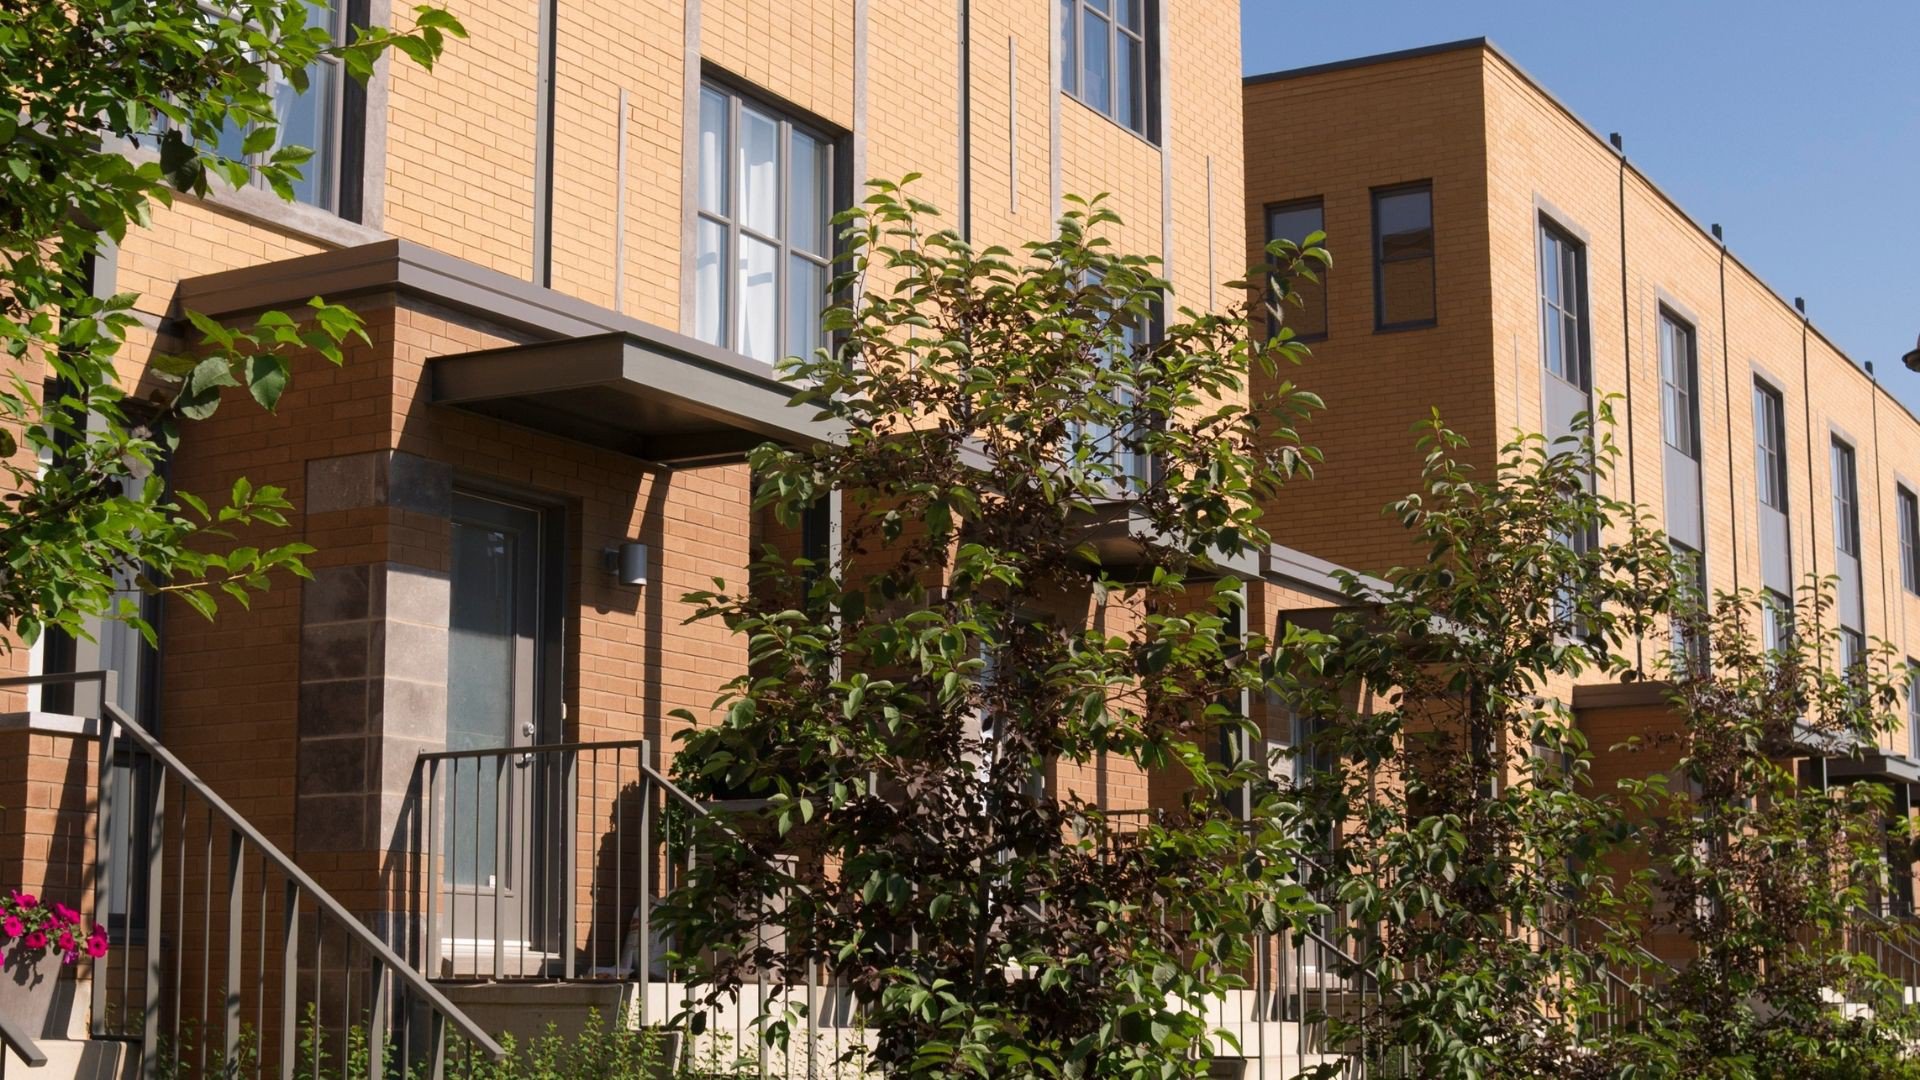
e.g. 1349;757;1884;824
1072;271;1156;487
1762;589;1794;656
1659;310;1699;459
1901;486;1920;595
1060;0;1153;138
1373;184;1435;329
1841;627;1867;682
1553;513;1598;626
1265;199;1327;340
1832;438;1860;558
1671;540;1708;672
693;81;836;365
1538;220;1589;389
191;2;347;212
1908;661;1920;760
1754;382;1789;511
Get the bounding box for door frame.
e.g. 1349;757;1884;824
444;483;569;964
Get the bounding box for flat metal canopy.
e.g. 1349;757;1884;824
1071;502;1263;581
431;331;840;466
1824;750;1920;786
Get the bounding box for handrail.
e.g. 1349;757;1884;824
97;702;506;1063
0;1011;47;1068
416;736;650;763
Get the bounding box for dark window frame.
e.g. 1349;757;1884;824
1754;380;1789;512
1762;588;1794;656
1059;0;1159;142
1538;217;1591;390
1832;436;1861;559
1371;181;1437;332
691;73;845;366
1908;659;1920;759
1658;308;1701;460
176;1;354;215
1901;485;1920;595
1264;197;1327;342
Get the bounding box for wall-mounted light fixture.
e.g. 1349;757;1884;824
604;542;649;587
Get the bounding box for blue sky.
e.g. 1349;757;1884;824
1240;0;1920;413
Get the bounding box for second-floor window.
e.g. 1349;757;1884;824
1901;485;1920;595
199;2;347;212
1909;661;1920;759
693;81;835;365
1060;0;1153;138
1265;199;1326;340
1538;219;1588;389
1832;438;1860;558
1841;627;1866;682
1659;310;1699;459
1754;381;1788;512
1373;184;1435;330
1762;589;1793;656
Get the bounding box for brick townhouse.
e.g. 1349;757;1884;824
1243;37;1920;926
0;1;1367;1076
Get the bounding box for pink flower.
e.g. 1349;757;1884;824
55;931;73;953
11;892;36;909
52;903;80;927
85;936;108;959
2;917;21;938
23;931;46;951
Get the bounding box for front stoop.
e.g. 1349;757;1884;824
1;979;136;1078
433;979;630;1047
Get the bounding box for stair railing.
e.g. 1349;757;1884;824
0;672;505;1079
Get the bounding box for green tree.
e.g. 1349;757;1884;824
1605;583;1920;1078
0;0;463;646
1273;410;1677;1078
1276;413;1920;1078
659;183;1331;1078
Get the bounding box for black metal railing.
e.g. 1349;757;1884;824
0;671;508;1080
411;739;871;1076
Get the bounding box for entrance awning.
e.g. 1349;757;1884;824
430;331;840;467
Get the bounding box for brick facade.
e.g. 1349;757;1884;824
3;0;1282;1030
1244;39;1920;763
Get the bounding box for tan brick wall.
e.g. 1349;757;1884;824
21;0;1252;943
1247;42;1920;753
382;0;540;277
1243;48;1498;576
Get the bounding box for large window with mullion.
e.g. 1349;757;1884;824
1900;485;1920;595
1754;381;1789;511
1060;0;1153;139
1539;219;1589;389
1832;437;1861;559
693;81;835;366
1072;270;1156;488
178;2;349;212
1659;310;1700;459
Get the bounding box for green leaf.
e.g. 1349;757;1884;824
245;354;290;411
175;357;241;420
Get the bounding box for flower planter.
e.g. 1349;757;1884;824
0;952;62;1042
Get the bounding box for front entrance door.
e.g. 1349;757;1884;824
444;492;549;968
